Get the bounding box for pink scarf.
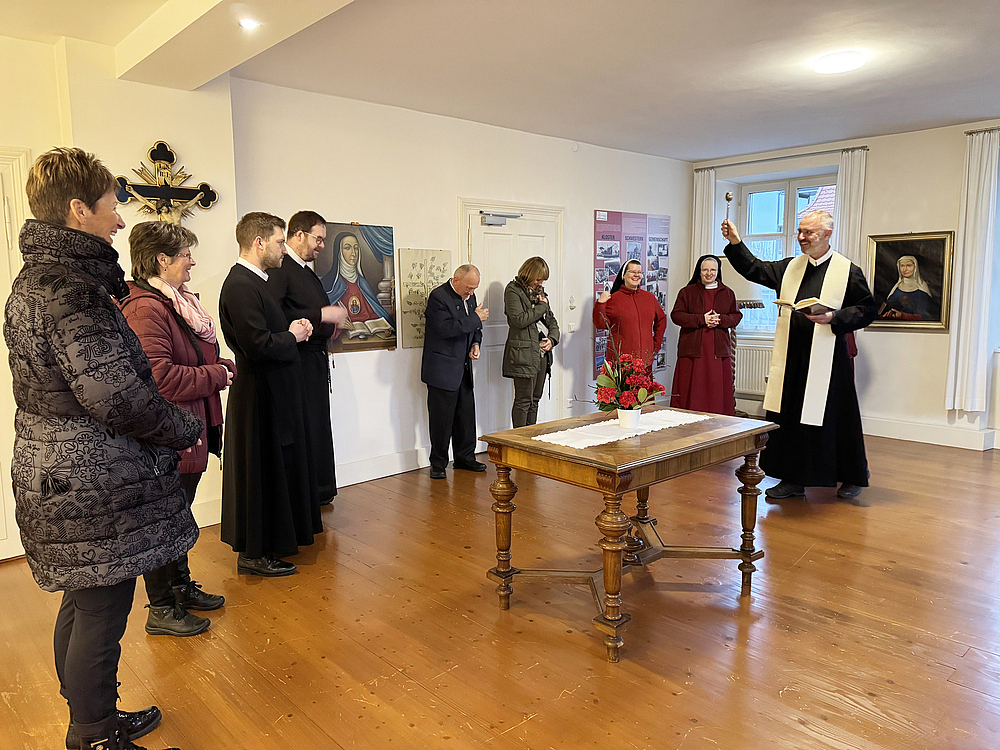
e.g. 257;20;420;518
148;276;217;344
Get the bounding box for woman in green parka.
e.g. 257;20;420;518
503;257;560;427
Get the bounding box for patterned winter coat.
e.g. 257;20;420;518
4;220;203;592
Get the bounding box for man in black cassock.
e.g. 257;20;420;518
721;210;876;501
421;265;489;479
218;212;320;577
267;210;347;508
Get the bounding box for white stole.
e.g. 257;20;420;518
764;252;851;426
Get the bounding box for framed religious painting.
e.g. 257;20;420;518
315;222;397;352
868;231;953;330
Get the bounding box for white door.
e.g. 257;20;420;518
0;163;23;560
468;214;561;444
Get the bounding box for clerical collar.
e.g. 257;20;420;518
237;257;268;281
703;282;719;289
808;248;834;266
286;248;310;270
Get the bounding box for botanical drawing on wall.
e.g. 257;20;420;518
868;231;953;330
398;248;455;349
315;223;397;352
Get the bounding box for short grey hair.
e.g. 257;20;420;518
802;210;833;233
453;264;480;280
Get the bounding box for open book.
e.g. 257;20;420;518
773;297;835;315
344;317;394;339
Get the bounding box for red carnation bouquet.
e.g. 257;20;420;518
594;352;665;412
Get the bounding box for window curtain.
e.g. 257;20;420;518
945;128;1000;412
832;147;868;267
692;168;716;261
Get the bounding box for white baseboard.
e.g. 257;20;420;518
191;497;221;528
337;447;431;488
186;448;433;529
862;416;996;451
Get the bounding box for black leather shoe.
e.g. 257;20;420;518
80;724;177;750
453;459;487;472
66;707;161;749
237;554;297;577
173;580;225;611
764;481;805;501
429;467;447;479
837;483;863;499
145;604;210;637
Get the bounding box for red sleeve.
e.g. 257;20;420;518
593;296;615;330
716;287;743;329
670;286;704;329
124;299;229;403
652;299;667;352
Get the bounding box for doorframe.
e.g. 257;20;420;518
459;197;566;421
0;146;30;561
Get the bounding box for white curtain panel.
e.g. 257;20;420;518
945;128;1000;412
832;147;868;267
691;168;716;260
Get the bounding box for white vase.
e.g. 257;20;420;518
617;408;641;429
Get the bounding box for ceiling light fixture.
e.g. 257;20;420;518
813;49;869;75
239;18;260;30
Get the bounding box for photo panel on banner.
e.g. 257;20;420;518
593;210;670;377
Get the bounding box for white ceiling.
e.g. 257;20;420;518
5;0;1000;161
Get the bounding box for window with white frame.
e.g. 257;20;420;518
736;175;837;334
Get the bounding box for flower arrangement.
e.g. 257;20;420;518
594;352;665;411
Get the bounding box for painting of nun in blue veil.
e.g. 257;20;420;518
316;223;397;352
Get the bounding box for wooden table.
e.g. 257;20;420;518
482;405;777;662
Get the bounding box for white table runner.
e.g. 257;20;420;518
532;410;711;449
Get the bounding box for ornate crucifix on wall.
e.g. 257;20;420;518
115;141;217;225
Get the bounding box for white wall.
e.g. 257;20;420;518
0;37;242;525
230;77;692;485
695;120;1000;450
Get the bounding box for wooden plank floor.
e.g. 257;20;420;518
2;436;998;749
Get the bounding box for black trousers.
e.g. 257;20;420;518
143;472;201;607
511;367;547;428
427;366;477;471
54;577;136;727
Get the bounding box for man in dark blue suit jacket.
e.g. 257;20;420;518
421;265;489;479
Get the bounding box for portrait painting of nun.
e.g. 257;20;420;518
314;223;398;352
869;231;953;330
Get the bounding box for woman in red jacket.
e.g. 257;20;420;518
669;255;742;415
593;259;667;366
120;222;236;637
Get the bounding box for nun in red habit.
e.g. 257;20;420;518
669;254;742;415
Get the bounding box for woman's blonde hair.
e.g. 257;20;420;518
516;256;549;287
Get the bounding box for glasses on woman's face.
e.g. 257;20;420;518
175;252;193;260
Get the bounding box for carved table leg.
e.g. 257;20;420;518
735;439;767;596
592;473;633;662
487;463;518;609
623;486;649;564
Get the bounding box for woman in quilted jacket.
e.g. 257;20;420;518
4;148;201;750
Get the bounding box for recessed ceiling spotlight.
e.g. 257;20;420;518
239;18;260;30
813;49;869;74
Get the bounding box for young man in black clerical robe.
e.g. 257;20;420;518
721;210;877;501
218;212;321;577
267;211;347;509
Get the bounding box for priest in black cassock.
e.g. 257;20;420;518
267;211;347;509
218;212;321;577
721;210;876;501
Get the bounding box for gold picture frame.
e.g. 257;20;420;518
868;231;953;330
